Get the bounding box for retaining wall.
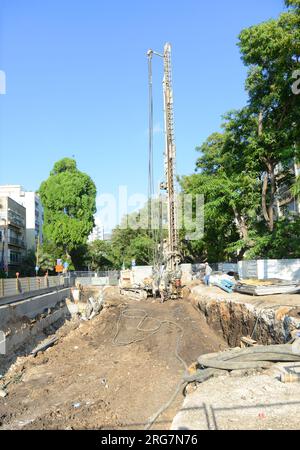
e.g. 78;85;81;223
0;288;71;354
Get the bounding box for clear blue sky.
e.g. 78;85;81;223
0;0;285;228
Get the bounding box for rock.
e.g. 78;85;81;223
0;390;7;398
275;307;293;321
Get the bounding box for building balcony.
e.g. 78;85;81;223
8;237;25;248
8;260;21;266
7;219;25;230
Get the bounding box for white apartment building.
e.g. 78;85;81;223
88;218;104;243
0;196;26;272
0;185;43;250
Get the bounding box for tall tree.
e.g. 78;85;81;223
238;0;300;231
39;158;96;268
181;116;261;262
86;240;114;271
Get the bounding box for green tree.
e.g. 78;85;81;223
181;0;300;262
181;113;262;262
39;158;96;268
109;226;154;268
86;240;114;270
20;249;36;276
38;248;56;273
238;0;300;231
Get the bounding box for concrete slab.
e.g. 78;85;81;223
171;367;300;430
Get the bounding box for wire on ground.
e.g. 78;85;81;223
112;307;189;429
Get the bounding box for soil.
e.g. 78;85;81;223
0;288;227;430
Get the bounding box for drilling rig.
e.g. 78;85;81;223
147;43;182;300
119;43;182;301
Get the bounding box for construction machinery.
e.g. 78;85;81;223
119;43;182;301
148;43;182;300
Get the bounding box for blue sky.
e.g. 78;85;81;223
0;0;285;229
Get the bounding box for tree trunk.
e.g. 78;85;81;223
262;172;270;224
268;162;276;232
233;206;248;241
261;162;275;232
258;113;275;232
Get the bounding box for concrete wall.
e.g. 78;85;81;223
218;263;238;274
238;261;258;279
5;306;70;354
0;287;71;355
238;259;300;281
0;288;70;330
75;276;118;287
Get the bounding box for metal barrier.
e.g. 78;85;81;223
72;270;120;278
74;275;119;287
0;275;68;298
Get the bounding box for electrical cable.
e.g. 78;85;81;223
147;52;165;273
112;307;189;429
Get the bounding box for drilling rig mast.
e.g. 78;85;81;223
162;43;181;274
119;43;182;302
147;43;182;300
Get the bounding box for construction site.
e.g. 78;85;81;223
0;273;300;430
1;39;300;431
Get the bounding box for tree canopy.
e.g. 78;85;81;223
180;1;300;262
39;158;96;267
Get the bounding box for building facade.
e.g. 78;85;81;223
0;185;43;250
275;160;300;218
0;196;26;272
88;223;105;243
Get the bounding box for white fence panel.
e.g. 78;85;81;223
236;259;300;281
218;263;238;273
257;259;300;281
238;261;258;279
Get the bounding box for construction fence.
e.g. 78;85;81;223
72;270;120;287
216;259;300;282
0;275;70;299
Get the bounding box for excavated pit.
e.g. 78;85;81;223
190;290;300;347
1;284;300;430
0;287;229;430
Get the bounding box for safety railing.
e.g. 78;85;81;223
72;270;120;278
0;275;69;298
72;270;120;287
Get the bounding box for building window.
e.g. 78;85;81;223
9;251;21;264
